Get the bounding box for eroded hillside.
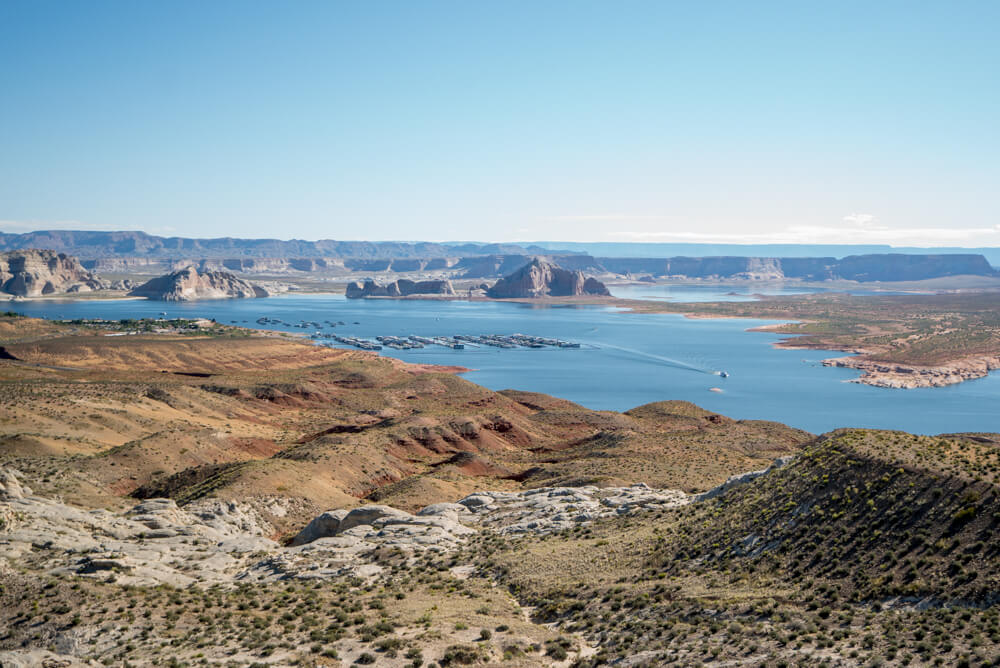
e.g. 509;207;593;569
493;429;1000;665
0;315;805;538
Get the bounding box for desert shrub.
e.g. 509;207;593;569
439;644;483;665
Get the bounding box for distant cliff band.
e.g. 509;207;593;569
345;278;456;298
78;252;1000;282
3;247;998;300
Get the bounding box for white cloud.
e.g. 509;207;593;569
842;213;879;228
541;213;1000;247
609;224;1000;246
542;214;664;223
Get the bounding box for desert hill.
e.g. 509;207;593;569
5;313;1000;665
494;426;1000;665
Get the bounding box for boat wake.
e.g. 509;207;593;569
591;342;718;376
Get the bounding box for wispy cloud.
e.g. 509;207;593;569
542;214;666;223
0;219;90;233
545;213;1000;247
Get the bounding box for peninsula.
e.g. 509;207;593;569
622;291;1000;389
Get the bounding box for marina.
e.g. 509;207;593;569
9;293;1000;435
313;331;583;352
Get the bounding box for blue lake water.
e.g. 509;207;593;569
609;283;926;302
8;294;999;436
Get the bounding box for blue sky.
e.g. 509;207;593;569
1;1;998;245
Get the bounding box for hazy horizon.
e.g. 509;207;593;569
5;227;1000;257
2;1;999;246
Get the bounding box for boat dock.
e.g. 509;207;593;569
324;334;582;352
329;335;381;351
253;315;584;352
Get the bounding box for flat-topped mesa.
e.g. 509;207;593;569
0;249;108;297
0;230;555;259
129;266;269;301
486;257;611;298
345;278;456;298
598;253;998;281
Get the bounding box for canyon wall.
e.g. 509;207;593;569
0;250;107;296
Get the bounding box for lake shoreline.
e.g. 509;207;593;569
8;289;999;391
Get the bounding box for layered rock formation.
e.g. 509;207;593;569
0;230;554;259
455;253;602;278
486;258;610;298
823;354;1000;389
0;249;107;297
597;253;997;281
128;266;269;301
81;257;174;273
345;278;455;298
61;249;1000;283
1;465;695;587
84;256;465;276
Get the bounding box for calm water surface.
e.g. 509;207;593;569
610;283;925;301
9;294;999;435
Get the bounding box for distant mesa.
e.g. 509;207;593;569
109;279;135;291
0;249;107;297
129;266;269;301
345;278;456;299
469;253;999;282
0;229;560;260
486;258;611;298
596;253;998;282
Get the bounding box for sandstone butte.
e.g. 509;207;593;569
345;278;456;298
128;266;270;302
0;249;107;297
485;257;610;298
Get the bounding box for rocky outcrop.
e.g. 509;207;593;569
290;484;691;546
0;467;30;500
345;278;455;298
0;471;278;587
129;266;269;301
290;509;351;546
0;466;737;587
0;649;99;668
694;457;794;501
0;250;107;297
452;484;689;535
823;354;1000;389
486;258;610;298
